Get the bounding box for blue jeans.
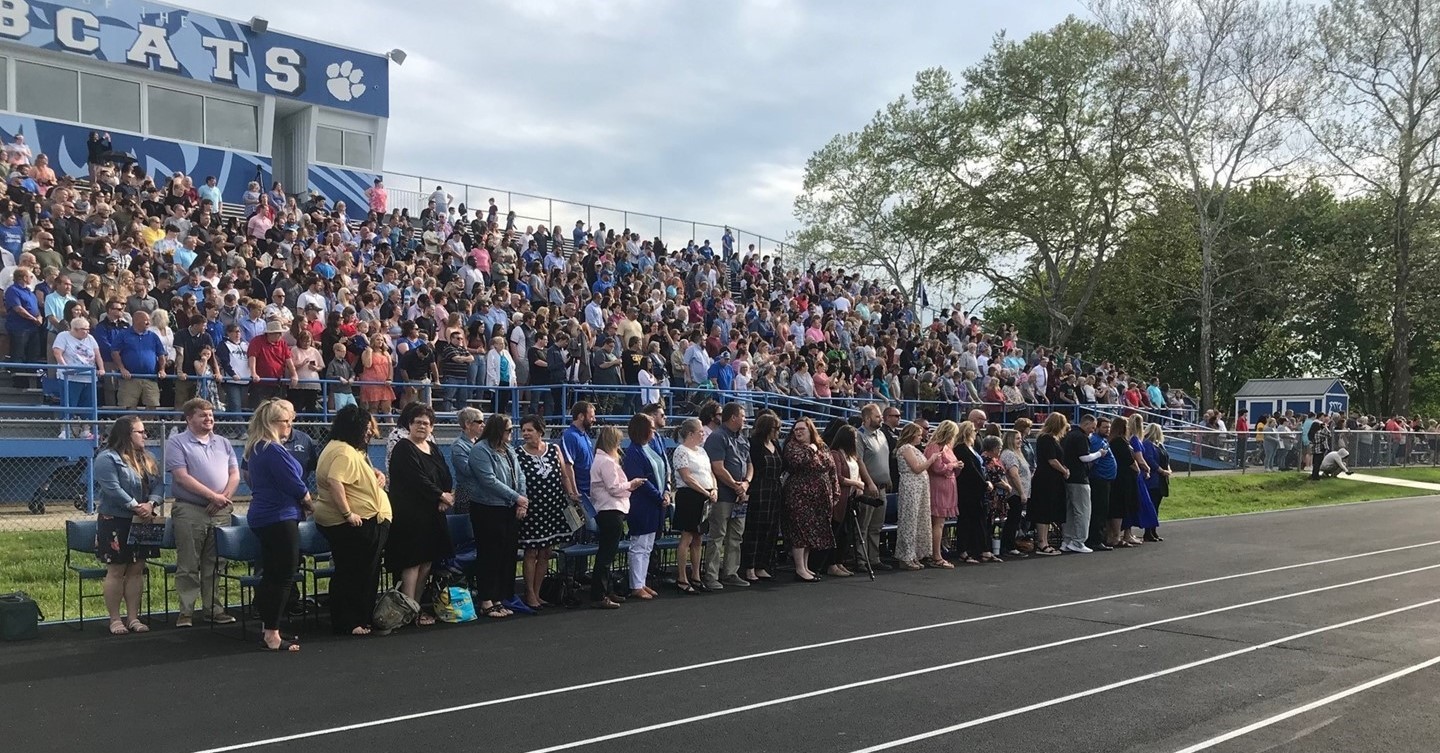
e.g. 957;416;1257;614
442;377;467;411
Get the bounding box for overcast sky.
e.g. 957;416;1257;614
185;0;1076;250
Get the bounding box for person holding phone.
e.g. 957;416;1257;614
589;426;645;609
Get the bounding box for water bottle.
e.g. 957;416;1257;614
991;526;1002;556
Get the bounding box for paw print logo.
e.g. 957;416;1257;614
326;61;367;102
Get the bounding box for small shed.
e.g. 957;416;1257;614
1234;378;1350;421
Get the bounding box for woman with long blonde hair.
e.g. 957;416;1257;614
894;421;937;569
244;399;309;651
1028;412;1069;555
923;420;961;567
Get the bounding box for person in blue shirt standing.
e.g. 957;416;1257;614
0;213;25;264
1086;416;1119;551
561;401;597;518
111;309;167;410
244;399;309;652
708;351;736;402
4;266;43;388
721;227;734;261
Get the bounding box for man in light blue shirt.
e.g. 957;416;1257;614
197;176;222;208
1146;378;1165;412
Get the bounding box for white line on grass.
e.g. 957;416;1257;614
192;539;1440;753
1168;654;1440;753
845;598;1440;753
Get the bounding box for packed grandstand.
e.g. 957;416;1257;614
0;144;1210;432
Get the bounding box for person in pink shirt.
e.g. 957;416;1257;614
813;360;832;399
589;426;644;609
364;178;388;215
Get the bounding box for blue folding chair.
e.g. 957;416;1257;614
212;524;304;638
143;518;178;622
61;519;105;628
297;521;334;624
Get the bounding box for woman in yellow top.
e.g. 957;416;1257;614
316;404;392;637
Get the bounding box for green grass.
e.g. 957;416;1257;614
1162;470;1439;520
0;529;175;623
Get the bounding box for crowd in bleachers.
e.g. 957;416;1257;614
0;144;1214;435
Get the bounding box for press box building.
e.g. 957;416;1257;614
0;0;391;209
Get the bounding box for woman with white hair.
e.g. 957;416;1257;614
52;316;105;438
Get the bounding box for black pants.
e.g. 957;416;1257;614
1147;493;1165;536
1311;452;1324;479
470;504;519;603
253;520;300;631
591;510;625;601
320;518;389;635
1236;437;1248;468
955;495;989;559
1086;479;1111;548
6;326;43;388
1000;494;1025;553
821;501;855;569
739;489;781;572
288;387;320;416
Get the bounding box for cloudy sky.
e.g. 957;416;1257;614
185;0;1077;249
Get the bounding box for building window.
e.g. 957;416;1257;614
0;59;9;115
80;73;141;133
315;125;373;170
204;98;257;152
342;132;373;170
15;60;78;122
315;126;343;166
148;86;203;144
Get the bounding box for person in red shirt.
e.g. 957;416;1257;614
248;319;297;405
1234;410;1250;469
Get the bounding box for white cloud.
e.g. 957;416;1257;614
179;0;1074;241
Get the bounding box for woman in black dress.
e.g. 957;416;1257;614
1107;416;1140;548
953;422;991;564
741;412;784;582
385;404;454;626
1029;412;1069;556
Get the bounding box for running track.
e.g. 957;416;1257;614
5;495;1439;753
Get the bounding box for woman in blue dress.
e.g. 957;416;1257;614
1124;414;1159;546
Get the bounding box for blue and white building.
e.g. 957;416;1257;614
0;0;392;210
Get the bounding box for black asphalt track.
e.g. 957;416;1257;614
5;495;1440;753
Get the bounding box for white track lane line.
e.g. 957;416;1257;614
846;598;1440;753
192;539;1440;753
1168;654;1440;753
509;563;1440;753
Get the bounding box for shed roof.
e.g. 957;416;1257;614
1235;378;1347;399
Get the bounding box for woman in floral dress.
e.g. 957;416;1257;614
782;417;835;583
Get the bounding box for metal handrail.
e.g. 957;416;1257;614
377;170;790;255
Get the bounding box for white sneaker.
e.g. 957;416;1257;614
1073;544;1094;554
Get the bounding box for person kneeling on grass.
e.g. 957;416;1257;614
1319;448;1353;478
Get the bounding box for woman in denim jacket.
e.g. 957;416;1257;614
465;414;528;618
94;415;165;635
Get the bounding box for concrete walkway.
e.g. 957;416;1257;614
1340;473;1440;491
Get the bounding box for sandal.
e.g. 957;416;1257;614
981;554;1004;563
902;561;925;571
676;581;699;594
1114;540;1134;548
126;619;149;633
1035;546;1062;556
934;559;956;569
416;613;436;626
482;604;510;618
259;637;301;652
108;619;129;636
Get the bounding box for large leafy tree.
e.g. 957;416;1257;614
1095;0;1311;412
1305;0;1440;415
902;19;1165;347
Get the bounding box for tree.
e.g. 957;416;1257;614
1095;0;1312;412
1306;0;1440;415
881;18;1164;347
792;126;950;307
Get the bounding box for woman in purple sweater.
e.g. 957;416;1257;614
245;398;311;652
